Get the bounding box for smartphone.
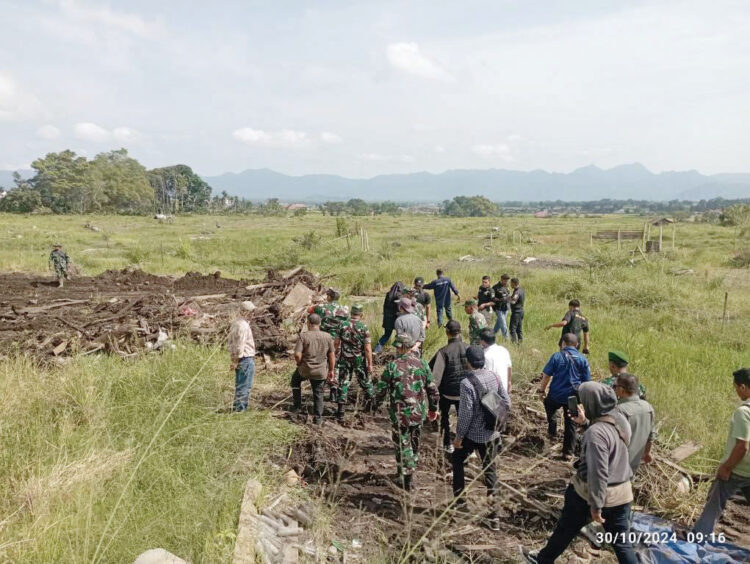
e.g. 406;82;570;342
567;395;579;414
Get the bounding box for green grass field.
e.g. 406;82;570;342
0;211;748;562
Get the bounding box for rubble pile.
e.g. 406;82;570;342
0;267;325;361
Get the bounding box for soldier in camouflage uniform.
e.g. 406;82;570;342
335;303;375;420
375;333;439;491
48;244;71;287
464;299;488;345
309;288;350;400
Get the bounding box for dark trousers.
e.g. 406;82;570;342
439;396;460;447
290;369;325;420
509;310;523;343
377;320;396;348
452;437;499;498
538;485;636;564
436;301;453;327
544;395;577;456
693;474;750;535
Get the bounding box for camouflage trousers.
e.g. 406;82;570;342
392;424;422;477
53;264;68;280
337;359;374;404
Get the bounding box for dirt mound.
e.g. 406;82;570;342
0;268;324;361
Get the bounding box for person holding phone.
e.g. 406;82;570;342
537;333;591;460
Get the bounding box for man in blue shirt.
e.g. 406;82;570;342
537;333;591;460
424;269;461;327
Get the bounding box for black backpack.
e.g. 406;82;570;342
383;281;404;317
466;372;509;432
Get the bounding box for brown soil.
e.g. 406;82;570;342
0;268;325;361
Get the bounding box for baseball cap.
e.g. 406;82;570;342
351;303;364;315
464;299;478;307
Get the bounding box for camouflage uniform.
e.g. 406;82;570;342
337;317;375;403
468;310;488;345
48;248;70;281
310;301;350;399
375;347;439;477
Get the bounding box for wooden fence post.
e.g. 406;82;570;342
722;292;729;330
617;229;622;251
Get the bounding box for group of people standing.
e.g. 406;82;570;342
226;273;750;564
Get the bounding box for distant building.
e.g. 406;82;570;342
285;203;307;210
651;217;675;226
534;210;550;218
0;190;7;199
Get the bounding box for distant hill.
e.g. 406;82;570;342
204;164;750;203
0;170;31;189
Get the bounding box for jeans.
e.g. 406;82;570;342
436;301;453;327
693;474;750;535
290;369;325;422
377;320;396;349
439;396;460;447
493;309;509;339
452;437;499;497
538;484;637;564
544;395;577;456
509;310;524;343
233;357;255;412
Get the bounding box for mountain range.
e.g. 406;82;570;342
3;164;749;203
203;164;750;202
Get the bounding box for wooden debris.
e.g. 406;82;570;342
669;441;701;463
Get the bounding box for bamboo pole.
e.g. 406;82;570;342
722;292;729;330
672;223;676;249
617;229;622;250
659;224;663;250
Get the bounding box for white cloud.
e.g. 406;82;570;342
472;143;513;161
320;131;343;144
232;127;312;148
58;0;161;38
434;145;446;153
0;73;44;121
36;124;61;139
74;122;142;144
386;42;453;81
359;153;415;163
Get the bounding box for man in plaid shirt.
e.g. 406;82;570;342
452;345;511;531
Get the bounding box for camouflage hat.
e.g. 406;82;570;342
393;332;414;348
464;299;478;307
608;350;629;365
351;303;364;315
326;288;341;300
53;243;62;248
403;287;416;295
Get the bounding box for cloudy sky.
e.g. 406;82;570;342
1;0;749;177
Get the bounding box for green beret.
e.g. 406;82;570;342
608;350;629;365
351;303;364;315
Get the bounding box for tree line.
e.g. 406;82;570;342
0;149;216;214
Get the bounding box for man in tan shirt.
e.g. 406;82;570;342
227;301;257;412
291;313;336;424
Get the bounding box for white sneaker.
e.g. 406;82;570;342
444;444;455;454
518;546;539;563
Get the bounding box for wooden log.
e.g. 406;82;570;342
670;441;701;463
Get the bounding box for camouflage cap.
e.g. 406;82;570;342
608;350;629;365
403;287;416;295
351;303;364;315
464;299;478;307
393;332;414;348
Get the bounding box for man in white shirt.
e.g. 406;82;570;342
479;328;512;393
227;301;257;412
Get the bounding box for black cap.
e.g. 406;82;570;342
445;320;461;334
466;345;485;368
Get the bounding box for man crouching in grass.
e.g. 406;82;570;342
227;301;257;412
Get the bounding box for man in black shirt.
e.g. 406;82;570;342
413;277;432;328
491;274;511;340
509;278;525;344
477;275;495;325
428;320;468;453
545;299;590;354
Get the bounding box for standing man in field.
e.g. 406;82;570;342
545;299;590;354
479;328;512;394
424;269;460;328
508;277;525;344
227;301;257;412
413;277;432;329
375;281;404;353
48;244;71;288
477;276;495;325
491;274;511;340
291;314;336;425
465;299;488;345
403;287;426;327
538;333;591;460
335;303;375;421
309;288;349;400
692;368;750;536
602;350;647;399
394;297;425;353
429;320;468;453
375;333;439;491
613;373;654;473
